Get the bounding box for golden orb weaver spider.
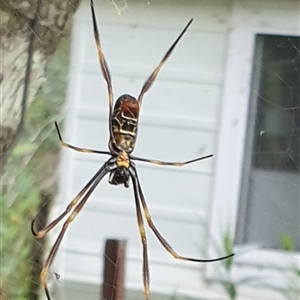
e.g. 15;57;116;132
32;1;235;299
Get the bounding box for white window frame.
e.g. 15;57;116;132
206;1;300;292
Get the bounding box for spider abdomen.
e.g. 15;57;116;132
110;94;140;153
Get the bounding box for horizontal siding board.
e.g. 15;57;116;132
75;74;222;121
77;0;231;32
59;280;287;300
76;107;218;132
60;250;207;293
61;210;208;260
64;118;216;163
59;157;213;217
79;23;227;80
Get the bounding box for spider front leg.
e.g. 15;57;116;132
90;0;115;140
137;19;193;105
32;165;107;238
33;164;110;300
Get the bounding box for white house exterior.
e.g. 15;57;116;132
49;0;299;299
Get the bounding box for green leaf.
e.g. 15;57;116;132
280;233;294;251
13;143;38;156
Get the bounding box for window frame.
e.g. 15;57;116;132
206;2;300;291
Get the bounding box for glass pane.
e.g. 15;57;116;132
236;35;300;251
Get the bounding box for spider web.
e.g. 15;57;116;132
2;1;299;300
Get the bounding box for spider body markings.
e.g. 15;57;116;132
32;1;235;299
110;94;140;154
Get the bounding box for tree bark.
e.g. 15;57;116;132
0;0;81;172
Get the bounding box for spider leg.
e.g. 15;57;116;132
32;164;109;238
54;122;111;155
130;171;150;300
130;154;213;166
90;0;114;137
130;166;235;263
138;19;193;105
40;163;110;300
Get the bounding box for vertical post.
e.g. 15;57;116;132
102;239;126;300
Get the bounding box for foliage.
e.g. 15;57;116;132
280;233;295;252
220;232;300;300
280;234;300;300
221;232;236;300
1;39;69;300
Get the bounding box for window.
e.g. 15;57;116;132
236;35;300;251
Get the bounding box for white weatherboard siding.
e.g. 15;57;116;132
51;0;231;299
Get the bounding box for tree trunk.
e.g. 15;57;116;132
0;0;81;172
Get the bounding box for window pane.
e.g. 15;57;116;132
236;35;300;251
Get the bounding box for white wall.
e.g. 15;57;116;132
48;0;299;300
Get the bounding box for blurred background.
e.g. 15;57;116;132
1;0;299;300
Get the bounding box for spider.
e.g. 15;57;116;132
32;1;234;299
